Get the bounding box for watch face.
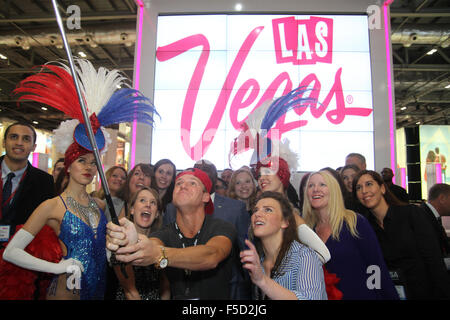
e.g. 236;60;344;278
160;258;168;269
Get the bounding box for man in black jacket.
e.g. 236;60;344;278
420;183;450;257
1;122;55;243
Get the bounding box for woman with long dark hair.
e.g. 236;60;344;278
240;191;327;300
152;159;176;214
353;170;450;299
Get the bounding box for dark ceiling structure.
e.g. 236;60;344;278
0;0;449;132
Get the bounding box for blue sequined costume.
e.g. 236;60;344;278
58;196;107;300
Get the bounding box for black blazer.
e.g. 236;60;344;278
1;156;56;234
420;202;450;256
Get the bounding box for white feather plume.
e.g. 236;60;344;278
276;138;299;172
52;119;79;154
58;59;129;115
245;99;274;133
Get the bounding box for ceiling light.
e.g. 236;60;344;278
78;51;87;58
41;106;48;110
400;106;407;111
235;3;243;11
416;121;421;125
0;53;7;60
445;84;450;89
116;85;121;89
426;48;437;55
32;121;39;124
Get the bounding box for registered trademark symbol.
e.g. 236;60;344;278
346;95;353;104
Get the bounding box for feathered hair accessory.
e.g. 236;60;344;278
229;86;316;187
13;59;159;171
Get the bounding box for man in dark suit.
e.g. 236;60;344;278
1;122;55;244
420;183;450;257
381;167;410;203
163;160;251;299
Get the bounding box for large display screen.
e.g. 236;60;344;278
420;125;449;199
152;14;374;171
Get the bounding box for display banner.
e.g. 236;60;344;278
152;14;374;171
420;125;449;198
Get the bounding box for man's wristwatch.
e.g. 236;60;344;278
156;246;168;269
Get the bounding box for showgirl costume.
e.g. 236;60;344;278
1;59;158;300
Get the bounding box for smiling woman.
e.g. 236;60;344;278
302;170;399;300
353;170;450;300
152;159;176;214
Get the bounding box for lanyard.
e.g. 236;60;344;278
0;163;28;220
174;221;202;248
174;219;205;276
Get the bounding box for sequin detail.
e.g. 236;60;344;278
116;265;161;300
59;209;107;300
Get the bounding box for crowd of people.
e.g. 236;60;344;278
1;121;449;300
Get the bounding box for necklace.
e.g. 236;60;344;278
66;194;100;236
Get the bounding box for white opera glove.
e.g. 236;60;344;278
3;228;84;274
297;224;331;264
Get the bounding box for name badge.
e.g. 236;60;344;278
0;225;11;242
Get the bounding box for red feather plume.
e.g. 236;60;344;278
12;64;85;122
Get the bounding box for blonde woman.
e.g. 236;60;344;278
302;170;398;300
227;166;258;214
94;166;127;222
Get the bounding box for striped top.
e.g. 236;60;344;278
258;240;328;300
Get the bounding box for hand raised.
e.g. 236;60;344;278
240;239;266;286
106;217;138;251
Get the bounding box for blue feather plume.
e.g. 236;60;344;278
260;86;316;132
97;88;160;127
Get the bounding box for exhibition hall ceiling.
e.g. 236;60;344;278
0;0;449;132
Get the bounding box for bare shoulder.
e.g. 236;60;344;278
23;196;66;235
35;196;63;215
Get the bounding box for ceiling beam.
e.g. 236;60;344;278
0;12;136;24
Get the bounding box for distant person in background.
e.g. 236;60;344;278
94;166;127;222
435;147;447;180
420;183;450;257
54;168;69;195
298;172;311;214
381;167;409;204
52;158;65;182
221;168;233;185
425;150;437;194
152;159;176;214
345;153;367;171
227;166;258;214
215;178;228;197
340;164;360;194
